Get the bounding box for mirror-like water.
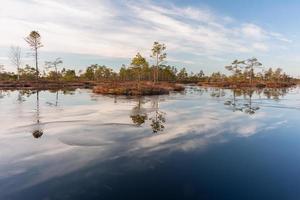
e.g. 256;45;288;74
0;86;300;200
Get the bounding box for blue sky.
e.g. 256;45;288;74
0;0;299;76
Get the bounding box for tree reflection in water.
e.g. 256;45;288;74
17;92;24;102
263;88;288;100
150;110;166;133
224;88;289;115
17;90;36;102
130;97;148;127
224;89;259;115
188;86;205;95
46;90;59;107
210;88;226;98
29;89;76;138
131;114;148;126
32;90;43;138
243;90;260;115
130;96;166;133
224;89;243;112
0;90;10;99
149;96;166;133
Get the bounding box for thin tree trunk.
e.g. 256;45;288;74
137;73;141;90
35;47;38;82
55;91;58;106
36;90;40;123
17;65;20;81
55;65;58;81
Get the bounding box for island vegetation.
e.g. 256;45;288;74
0;31;298;95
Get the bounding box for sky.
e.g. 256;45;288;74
0;0;299;76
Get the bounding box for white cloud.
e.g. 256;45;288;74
0;57;9;61
269;32;292;43
253;43;269;52
241;23;268;40
236;123;258;137
0;0;292;70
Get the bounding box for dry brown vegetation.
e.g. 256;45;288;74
198;81;296;89
93;81;184;95
0;80;95;90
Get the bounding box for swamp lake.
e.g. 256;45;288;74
0;86;300;199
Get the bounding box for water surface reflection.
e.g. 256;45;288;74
32;90;43;138
0;86;299;199
130;97;166;133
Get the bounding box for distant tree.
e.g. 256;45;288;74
9;46;22;80
264;68;273;81
0;66;16;81
242;58;262;85
84;65;96;81
82;64;115;81
25;31;43;82
62;69;77;81
226;58;262;85
177;68;188;82
225;59;243;81
198;70;205;78
130;53;149;89
210;72;226;82
160;65;177;81
0;65;5;80
47;71;62;80
45;58;63;80
0;65;4;73
19;65;36;80
150;42;166;83
94;65;114;81
119;64;128;81
273;68;283;82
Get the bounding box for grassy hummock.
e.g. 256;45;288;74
198;81;296;89
93;81;184;95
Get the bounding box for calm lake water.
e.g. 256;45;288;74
0;86;300;200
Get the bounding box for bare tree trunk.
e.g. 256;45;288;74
154;54;159;84
153;67;156;84
137;73;141;90
250;67;253;86
17;67;20;81
10;46;21;81
55;65;58;81
35;47;38;82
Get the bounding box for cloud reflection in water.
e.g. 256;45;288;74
0;87;298;197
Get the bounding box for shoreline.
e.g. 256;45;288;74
197;81;297;89
0;80;96;90
0;80;297;93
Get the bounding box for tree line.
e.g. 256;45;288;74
0;30;296;84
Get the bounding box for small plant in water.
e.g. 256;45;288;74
32;129;43;138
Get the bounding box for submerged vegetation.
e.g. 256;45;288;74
0;31;298;93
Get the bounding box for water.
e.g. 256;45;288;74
0;86;300;200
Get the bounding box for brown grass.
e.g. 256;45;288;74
198;81;296;89
93;81;184;95
0;80;95;90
